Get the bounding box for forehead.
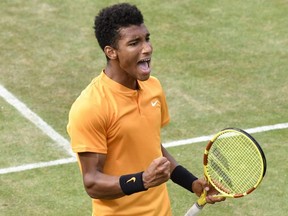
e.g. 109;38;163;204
118;24;149;41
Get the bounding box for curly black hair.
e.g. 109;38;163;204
94;3;144;51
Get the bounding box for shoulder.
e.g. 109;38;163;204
69;77;108;123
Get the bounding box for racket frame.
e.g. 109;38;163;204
203;128;267;199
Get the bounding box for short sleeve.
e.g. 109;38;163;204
67;98;108;154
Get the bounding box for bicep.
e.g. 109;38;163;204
78;152;123;199
78;152;106;174
78;152;106;193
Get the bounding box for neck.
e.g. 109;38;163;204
104;64;138;90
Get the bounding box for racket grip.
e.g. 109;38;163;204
184;203;203;216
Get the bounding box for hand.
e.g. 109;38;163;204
142;157;171;189
192;178;226;204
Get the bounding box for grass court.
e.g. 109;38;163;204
1;0;287;215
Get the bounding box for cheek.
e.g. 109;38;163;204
119;52;138;68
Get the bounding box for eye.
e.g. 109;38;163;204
146;33;151;42
129;40;138;46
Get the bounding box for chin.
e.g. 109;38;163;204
138;73;151;81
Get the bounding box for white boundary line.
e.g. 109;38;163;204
1;122;287;175
0;157;77;174
0;84;75;157
163;122;288;148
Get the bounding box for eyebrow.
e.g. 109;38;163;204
127;33;150;42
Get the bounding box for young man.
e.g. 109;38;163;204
67;3;224;216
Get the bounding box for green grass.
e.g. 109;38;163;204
0;163;91;215
0;98;68;168
1;0;288;215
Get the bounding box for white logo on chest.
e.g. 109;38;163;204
151;101;159;107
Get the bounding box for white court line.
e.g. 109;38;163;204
0;157;77;174
163;122;288;148
1;122;288;175
0;84;75;157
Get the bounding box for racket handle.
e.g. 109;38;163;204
185;188;207;216
184;203;203;216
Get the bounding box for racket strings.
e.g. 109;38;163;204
207;131;263;195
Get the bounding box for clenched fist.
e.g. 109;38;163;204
142;157;171;189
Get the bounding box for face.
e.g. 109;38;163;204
109;24;153;88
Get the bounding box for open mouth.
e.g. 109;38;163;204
137;58;151;73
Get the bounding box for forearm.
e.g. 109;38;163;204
83;170;124;199
161;145;198;192
84;170;148;199
161;145;178;173
79;151;170;200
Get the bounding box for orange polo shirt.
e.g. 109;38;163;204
67;71;171;216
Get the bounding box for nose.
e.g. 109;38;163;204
143;41;153;54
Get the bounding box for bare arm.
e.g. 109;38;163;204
78;152;124;199
78;151;172;200
161;144;179;173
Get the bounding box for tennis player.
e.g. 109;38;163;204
67;3;224;216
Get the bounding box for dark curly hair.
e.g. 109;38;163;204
94;3;144;51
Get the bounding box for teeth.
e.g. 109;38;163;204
140;59;150;62
139;58;150;63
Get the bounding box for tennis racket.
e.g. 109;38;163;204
185;128;267;216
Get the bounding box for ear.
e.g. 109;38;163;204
104;46;117;60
